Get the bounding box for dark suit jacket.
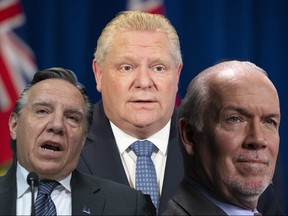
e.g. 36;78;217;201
163;179;286;216
0;162;154;215
77;101;184;214
162;180;285;215
77;101;285;215
162;180;227;216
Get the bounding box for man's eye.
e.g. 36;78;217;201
265;118;278;128
67;115;79;122
36;109;48;115
226;116;241;123
153;66;165;72
120;65;133;72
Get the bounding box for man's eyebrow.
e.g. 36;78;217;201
222;106;280;119
64;109;84;116
31;100;51;107
31;101;84;115
223;106;249;113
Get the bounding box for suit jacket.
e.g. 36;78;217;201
162;180;227;216
77;101;184;214
163;179;286;216
0;162;154;215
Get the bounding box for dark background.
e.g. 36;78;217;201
16;0;288;212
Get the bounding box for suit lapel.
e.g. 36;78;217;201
173;180;227;215
71;170;105;215
80;101;129;185
0;162;17;215
159;109;184;213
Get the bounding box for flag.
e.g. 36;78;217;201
126;0;181;106
127;0;165;14
0;0;37;174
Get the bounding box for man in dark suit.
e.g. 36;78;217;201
78;100;183;214
163;60;285;215
0;68;153;215
77;10;184;215
77;11;284;215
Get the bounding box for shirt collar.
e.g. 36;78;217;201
16;162;72;198
16;162;30;198
209;196;259;216
110;119;171;155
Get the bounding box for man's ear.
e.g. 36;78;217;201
178;118;195;155
92;59;102;93
9;113;18;140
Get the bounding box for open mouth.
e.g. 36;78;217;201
41;142;61;152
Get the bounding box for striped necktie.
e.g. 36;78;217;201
35;180;59;216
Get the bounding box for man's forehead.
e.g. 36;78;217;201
27;80;84;108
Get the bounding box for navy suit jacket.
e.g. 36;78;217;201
77;101;285;215
77;101;184;214
0;162;154;215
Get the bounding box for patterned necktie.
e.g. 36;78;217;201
35;180;59;216
130;140;160;212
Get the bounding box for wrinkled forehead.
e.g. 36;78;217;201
27;79;85;107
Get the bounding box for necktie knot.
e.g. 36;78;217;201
38;180;59;195
130;140;155;157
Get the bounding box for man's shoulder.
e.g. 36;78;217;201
73;170;138;193
71;170;155;215
0;164;16;188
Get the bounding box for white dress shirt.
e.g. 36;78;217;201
110;120;171;195
16;162;72;215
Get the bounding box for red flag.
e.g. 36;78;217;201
0;0;37;173
126;0;181;106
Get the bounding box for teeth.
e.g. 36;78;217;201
43;147;55;151
41;143;61;151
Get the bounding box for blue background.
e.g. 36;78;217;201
17;0;287;212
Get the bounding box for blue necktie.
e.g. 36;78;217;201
35;180;59;216
130;140;160;211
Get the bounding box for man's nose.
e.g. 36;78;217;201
134;67;154;88
243;121;267;150
46;114;65;135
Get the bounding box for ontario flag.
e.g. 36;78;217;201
126;0;181;106
0;0;37;174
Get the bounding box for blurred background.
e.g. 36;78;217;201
0;0;287;212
